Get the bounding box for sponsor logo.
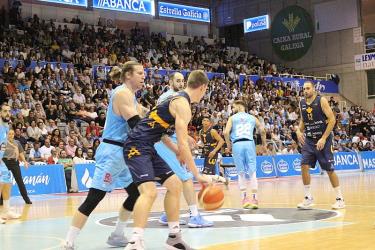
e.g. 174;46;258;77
261;161;273;174
277;159;289;173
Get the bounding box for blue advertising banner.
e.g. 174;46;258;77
158;2;210;23
244;15;270;33
11;165;67;196
38;0;88;7
93;0;155;15
74;163;95;192
220;156;276;180
92;65;224;81
239;74;338;93
333;152;360;170
360;151;375;171
274;154;320;177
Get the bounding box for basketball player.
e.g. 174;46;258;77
296;81;345;209
0;103;21;224
199;116;227;183
123;70;212;250
63;62;146;249
224;100;266;209
154;72;213;228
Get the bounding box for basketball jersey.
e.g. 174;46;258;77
300;95;327;141
127;91;191;144
102;84;135;143
157;88;178;143
0;122;9;158
199;127;217;156
230;112;256;142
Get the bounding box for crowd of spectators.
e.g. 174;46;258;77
0;12;374;173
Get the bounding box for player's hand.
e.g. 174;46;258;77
316;138;326;151
176;151;185;165
23;161;29;169
296;131;305;145
197;174;213;184
208;151;216;159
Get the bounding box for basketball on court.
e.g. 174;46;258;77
198;184;225;211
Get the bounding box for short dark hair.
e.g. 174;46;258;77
187;70;209;89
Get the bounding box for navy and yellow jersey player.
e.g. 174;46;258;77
199;117;225;175
224;100;266;209
123;70;212;250
296;81;345;210
153;72;214;228
64;62;148;249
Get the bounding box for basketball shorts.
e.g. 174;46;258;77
124;141;174;184
91;142;133;192
0;162;12;184
154;140;193;182
232;140;257;174
301;136;334;171
202;154;218;175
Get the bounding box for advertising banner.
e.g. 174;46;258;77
158;2;210;23
244;15;270;33
93;0;154;15
11;165;67;196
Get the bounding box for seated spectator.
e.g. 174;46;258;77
86;121;100;137
65;138;77;157
29;141;44;163
85;148;95;161
73;148;86;164
57;150;74;193
47;149;59;164
40;139;55;161
92;139;101;155
27;120;42;142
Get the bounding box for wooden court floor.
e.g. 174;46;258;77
1;172;375;250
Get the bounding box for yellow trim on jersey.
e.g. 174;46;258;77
149;110;170;129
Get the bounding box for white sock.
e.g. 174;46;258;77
189;205;199;217
65;226;81;246
250;172;258;190
304;185;312;198
113;220;127;236
168;221;180;234
3;200;10;211
334;186;343;199
130;227;144;241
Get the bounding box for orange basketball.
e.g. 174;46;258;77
198;184;225;211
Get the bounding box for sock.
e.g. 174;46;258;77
130;227;144;242
252;193;257;200
168;221;180;234
241;190;247;200
250;172;258;190
304;185;312;198
3;200;10;211
334;186;343;199
113;220;127;236
65;226;81;246
189;205;199;217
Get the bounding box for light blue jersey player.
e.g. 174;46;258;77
0;103;21;223
64;62;146;249
224;100;266;209
154;72;213;228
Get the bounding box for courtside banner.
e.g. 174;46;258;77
11;165;67;196
333;152;360;170
75;163;96;192
360;151;375;171
274;154;320;177
257;156;277;178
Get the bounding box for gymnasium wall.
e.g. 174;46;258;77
215;0;374;110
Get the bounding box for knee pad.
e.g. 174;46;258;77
123;183;140;212
78;188;106;216
238;172;247;191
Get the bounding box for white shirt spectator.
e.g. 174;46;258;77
73;93;86;105
40;145;55;159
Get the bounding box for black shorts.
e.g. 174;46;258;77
202;154;218;175
301;136;334;171
124;141;174;184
